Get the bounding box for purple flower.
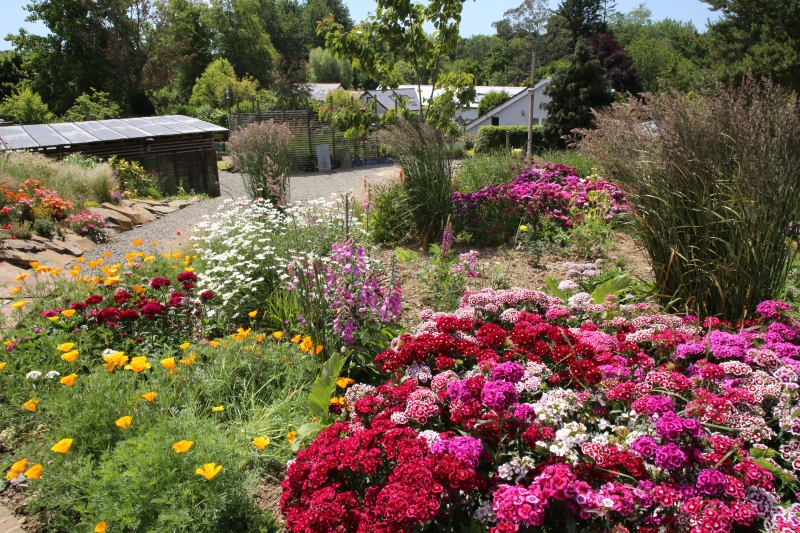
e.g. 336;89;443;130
481;380;518;411
655;412;685;442
695;468;727;495
654;443;687;470
630;436;658;459
491;361;526;383
431;436;484;467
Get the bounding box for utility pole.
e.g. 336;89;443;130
527;47;537;157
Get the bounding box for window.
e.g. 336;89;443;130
491;116;500;126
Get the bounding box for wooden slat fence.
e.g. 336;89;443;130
228;110;380;171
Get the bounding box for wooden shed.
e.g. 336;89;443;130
0;116;227;197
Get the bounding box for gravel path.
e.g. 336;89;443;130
82;164;400;265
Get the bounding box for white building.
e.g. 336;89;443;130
464;78;551;136
398;84;530;122
304;83;344;102
360;88;421;114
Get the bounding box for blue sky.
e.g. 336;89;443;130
1;0;720;47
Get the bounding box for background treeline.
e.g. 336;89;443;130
0;0;798;124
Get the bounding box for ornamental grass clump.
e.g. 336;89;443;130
229;120;293;204
377;118;453;247
579;76;800;320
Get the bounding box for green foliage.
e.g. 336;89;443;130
580;76;800;320
455;151;519;192
32;216;56;238
533;150;595;178
62;88;121;121
318;89;377;140
305;352;345;423
556;0;608;43
190;59;259;109
108;156;162;198
228;120;293;203
627;36;700;93
474;125;545;153
196;105;230;128
0;87;55;124
477;90;510;117
377;119;453;247
368;182;412;245
394;247;420;262
543;40;615;149
418;244;475;311
308;47;353;89
0;51;27;102
544;273;637;303
514;218;571;264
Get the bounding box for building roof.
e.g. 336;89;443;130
469;79;550;122
398;85;528;109
305;83;344;102
362;88;421;112
0;115;227;151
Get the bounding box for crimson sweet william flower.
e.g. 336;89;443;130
86;294;103;305
199;290;214;300
150;277;171;290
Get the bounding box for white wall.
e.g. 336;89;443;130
465;83;551;136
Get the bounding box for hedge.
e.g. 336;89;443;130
473;125;545;154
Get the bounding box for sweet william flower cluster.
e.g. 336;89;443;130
282;290;800;533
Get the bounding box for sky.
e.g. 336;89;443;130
0;0;721;48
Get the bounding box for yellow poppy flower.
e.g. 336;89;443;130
179;342;190;350
46;316;58;322
142;391;156;402
132;285;146;293
50;268;61;275
131;239;143;246
209;340;220;348
248;310;258;318
29;261;40;268
60;373;78;386
11;300;26;309
60;309;76;317
255;334;265;343
519;225;528;232
61;350;79;363
124;356;150;373
273;331;283;340
50;438;73;454
14;273;28;282
94;522;107;532
300;336;313;353
184;267;194;272
103;252;112;258
315;345;324;355
287;432;297;444
251;437;270;450
150;241;158;246
22;398;38;410
9;286;22;294
56;342;75;352
173;440;194;453
336;377;355;389
161;357;176;373
24;463;42;479
195;463;222;481
10;458;27;474
4;340;14;347
103;353;128;372
104;276;121;286
115;416;132;429
75;257;85;263
179;353;196;366
144;256;155;262
0;362;6;370
212;406;224;412
291;334;301;343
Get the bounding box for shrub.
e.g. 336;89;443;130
378;119;453;247
477;90;510;117
579;76;800;319
62;89;121;122
455;151;519;192
282;290;800;533
474;125;545;154
108;156;161;198
0;87;54;124
368;182;412;245
418;244;480;311
32;215;55;237
532;150;596;179
68;211;111;243
229;120;293;204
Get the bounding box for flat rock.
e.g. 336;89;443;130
142;205;178;215
45;239;85;257
131;205;157;222
91;208;134;231
0;248;37;268
33;249;74;268
101;202;152;225
4;239;46;253
167;200;189;209
186;196;201;204
134;199;169;207
62;233;97;253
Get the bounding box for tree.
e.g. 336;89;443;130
702;0;800;92
477;90;509;116
7;0;155;115
627;36;699;93
542;39;614;149
210;0;277;88
189;59;258;108
0;51;27;103
319;0;476;133
308;47;353;88
62;89;121;121
0;87;55;124
585;33;641;94
607;3;651;46
556;0;607;44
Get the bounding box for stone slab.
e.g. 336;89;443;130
62;233;97;254
0;249;37;268
33;249;75;268
134;199;169;207
131;206;157;223
90;208;134;231
142;205;178;215
167;200;189;209
100;202;153;224
3;240;45;253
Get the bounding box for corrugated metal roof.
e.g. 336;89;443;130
0;115;228;150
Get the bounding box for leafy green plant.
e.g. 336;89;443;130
580;75;800;319
368;182;412;245
294;352;346;450
393;247;420;263
108;156;161;198
228;120;293;204
32;215;55;237
454;151;519;192
418;244;480;311
544;273;636;303
473;125;545;154
9;220;32;239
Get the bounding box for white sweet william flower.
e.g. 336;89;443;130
26;370;42;380
45;370;61;379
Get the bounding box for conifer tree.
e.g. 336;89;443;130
543;39;614;149
556;0;607;44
